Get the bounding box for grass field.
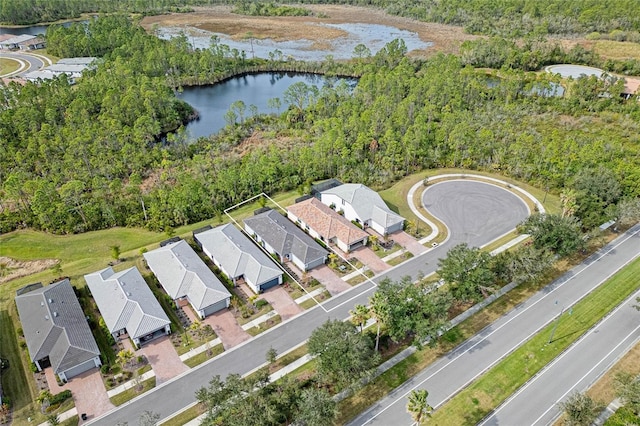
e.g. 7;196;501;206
429;256;640;424
183;343;225;368
0;57;21;76
109;376;156;406
593;40;640;60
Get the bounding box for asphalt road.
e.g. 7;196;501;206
480;287;640;426
87;181;531;425
348;224;640;426
0;51;44;76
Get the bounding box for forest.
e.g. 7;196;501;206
4;0;640;38
1;14;640;234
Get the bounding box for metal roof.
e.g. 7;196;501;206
195;224;282;287
143;240;231;311
244;210;328;265
15;279;100;374
321;183;405;229
84;267;170;340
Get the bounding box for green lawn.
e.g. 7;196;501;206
430;255;640;424
0;58;20;76
109;377;156;406
183;343;225;368
245;314;282;337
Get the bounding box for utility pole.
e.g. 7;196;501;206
548;301;564;344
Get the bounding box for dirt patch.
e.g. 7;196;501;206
141;5;479;56
0;256;58;284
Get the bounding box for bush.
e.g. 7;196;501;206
100;364;110;375
255;299;269;309
604;406;640;425
49;390;72;405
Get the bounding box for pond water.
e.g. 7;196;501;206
176;72;355;139
0;21;81;36
159;22;432;61
545;64;604;79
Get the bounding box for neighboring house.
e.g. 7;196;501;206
320;183;405;236
15;279;101;382
56;57;97;66
287;197;368;253
0;34;35;50
143;240;231;319
244;209;328;272
24;57;96;83
18;37;45;50
84;267;171;348
194;224;283;294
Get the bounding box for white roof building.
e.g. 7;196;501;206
84;266;171;348
320;183;405;236
144;240;231;319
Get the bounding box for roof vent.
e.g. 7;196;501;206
45;315;49;320
127;292;132;297
53;312;58;317
41;301;44;306
48;298;53;303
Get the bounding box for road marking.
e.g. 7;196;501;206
357;226;640;425
479;287;640;426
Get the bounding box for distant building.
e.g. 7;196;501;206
144;240;231;318
84;267;171;348
195;224;283;294
15;279;101;382
0;34;37;50
320;183;405;236
24;57;96;84
244;210;328;272
287;197;368;253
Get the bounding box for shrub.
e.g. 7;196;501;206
100;364;110;375
49;390;72;405
255;299;269;309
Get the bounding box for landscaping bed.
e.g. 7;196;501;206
170;321;218;356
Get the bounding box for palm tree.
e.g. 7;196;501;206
369;292;387;352
349;304;370;333
406;389;433;424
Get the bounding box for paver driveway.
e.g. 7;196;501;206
259;286;302;321
139;336;187;384
391;231;427;255
309;265;351;295
350;247;390;274
46;368;114;423
204;310;251;350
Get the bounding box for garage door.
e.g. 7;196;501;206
203;299;229;317
259;277;280;292
61;358;98;380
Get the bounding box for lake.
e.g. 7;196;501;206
0;21;80;36
176;72;355;139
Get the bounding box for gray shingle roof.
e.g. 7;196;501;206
195;224;282;286
321;183;405;229
143;240;231;311
84;267;170;340
15;279;99;375
244;210;328;266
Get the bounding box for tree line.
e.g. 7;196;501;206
2;16;640;235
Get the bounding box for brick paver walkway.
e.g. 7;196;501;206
309;265;351;295
46;368;113;424
203;310;251;350
139;336;187;384
259;286;303;321
391;231;427;255
350;246;390;274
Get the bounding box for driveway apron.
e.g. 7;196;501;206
139;336;187;384
259;286;303;321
